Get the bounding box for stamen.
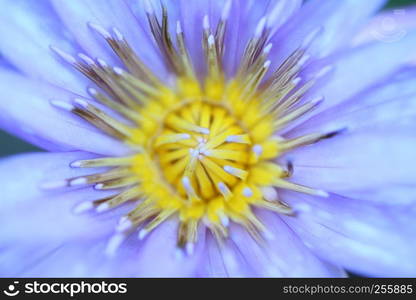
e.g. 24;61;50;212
243;187;254;197
70;157;134;168
72;201;94;214
51;7;343;249
182;176;201;202
105;233;126;257
88;22;112;39
272;179;329;197
225;134;251;144
154;133;191;147
50;46;77;65
223;165;248;180
261;186;278;202
217;182;233;200
95;187;141;212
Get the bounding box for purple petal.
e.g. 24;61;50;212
0;69;130;155
0;152;204;277
196;232;258;277
0;0;87;94
51;0;167;77
354;6;416;47
223;212;346;277
196;211;346;278
269;0;386;70
291;68;416;135
131;220;206;277
3;222;204;277
0;152;124;241
286;126;416;205
301;32;416;116
0;152;135;276
281;191;416;277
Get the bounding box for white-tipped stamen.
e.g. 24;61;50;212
143;0;154;14
116;218;133;232
261;186;278;202
138;228;148;240
105;234;125;257
78;53;95;65
176;21;183;34
203;15;210;30
112;27;124;41
291;77;302;86
69;177;88;187
219;213;230;227
73;98;89;109
50;100;74;112
263;43;273;55
223;165;248;180
225;135;250;144
243;187;253;197
97;58;108;68
221;0;232;21
73;201;94;214
208;34;215;47
50;46;77;64
297;54;311;67
254;17;267;37
94;183;104;190
113;66;124;75
96;202;110;213
88;22;112;39
252;144;263;156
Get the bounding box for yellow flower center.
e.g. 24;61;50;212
49;3;335;254
154;101;251;202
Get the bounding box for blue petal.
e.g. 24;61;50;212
198;210;346;277
0;0;87;94
222;212;346;277
286;69;416;205
0;152;131;276
303;31;416;115
51;0;167;77
269;0;387;70
0;69;130;155
281;191;416;277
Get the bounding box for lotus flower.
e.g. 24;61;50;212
0;0;416;277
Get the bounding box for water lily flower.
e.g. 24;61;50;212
1;0;416;277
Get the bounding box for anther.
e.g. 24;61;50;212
68;177;88;187
243;187;253;197
261;186;278;201
218;182;232;200
105;234;126;257
138;228;148;240
88;22;112;39
254;17;267;37
72;201;94;214
252;144;263;156
78;53;95;66
96;202;110;213
50;46;77;65
221;0;232;21
50;100;75;112
203;15;210;30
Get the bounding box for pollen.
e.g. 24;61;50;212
49;1;339;255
